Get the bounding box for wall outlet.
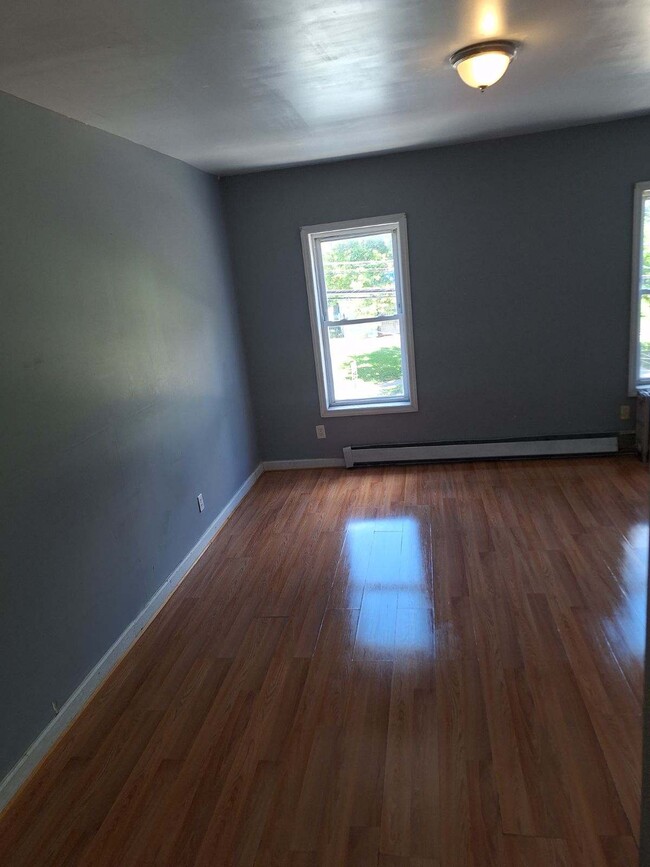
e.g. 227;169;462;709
620;404;631;421
197;493;205;512
316;425;326;439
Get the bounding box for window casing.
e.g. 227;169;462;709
301;214;418;417
629;181;650;394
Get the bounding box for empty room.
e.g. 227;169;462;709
2;1;650;865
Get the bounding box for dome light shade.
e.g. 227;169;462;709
450;40;517;91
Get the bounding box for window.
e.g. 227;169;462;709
301;214;418;417
629;182;650;393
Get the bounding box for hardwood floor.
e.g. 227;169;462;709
1;457;647;866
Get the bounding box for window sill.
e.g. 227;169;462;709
320;401;418;418
630;381;650;397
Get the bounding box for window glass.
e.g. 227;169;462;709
327;320;404;402
321;233;398;321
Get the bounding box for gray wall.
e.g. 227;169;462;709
0;92;257;779
222;117;649;461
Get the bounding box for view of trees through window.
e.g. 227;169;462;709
641;197;650;379
320;232;405;401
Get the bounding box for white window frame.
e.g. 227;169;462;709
629;181;650;395
301;213;418;418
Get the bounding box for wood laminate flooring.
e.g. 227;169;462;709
0;457;647;865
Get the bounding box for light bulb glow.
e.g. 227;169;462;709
450;40;517;91
456;51;510;88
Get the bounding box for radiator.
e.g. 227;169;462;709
342;435;618;468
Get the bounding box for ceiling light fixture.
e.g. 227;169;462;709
450;40;518;92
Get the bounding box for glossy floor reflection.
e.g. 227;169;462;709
0;457;647;866
344;516;432;657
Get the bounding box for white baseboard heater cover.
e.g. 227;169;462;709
342;435;618;468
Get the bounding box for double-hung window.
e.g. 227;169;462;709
629;181;650;393
301;214;418;417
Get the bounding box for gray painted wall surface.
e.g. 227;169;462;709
0;92;257;779
222;117;647;461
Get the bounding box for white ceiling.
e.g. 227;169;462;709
1;0;649;173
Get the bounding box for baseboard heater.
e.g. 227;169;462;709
342;434;618;468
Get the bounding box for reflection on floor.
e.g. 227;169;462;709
1;457;646;866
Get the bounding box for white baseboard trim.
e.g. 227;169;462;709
263;458;345;470
0;462;264;814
